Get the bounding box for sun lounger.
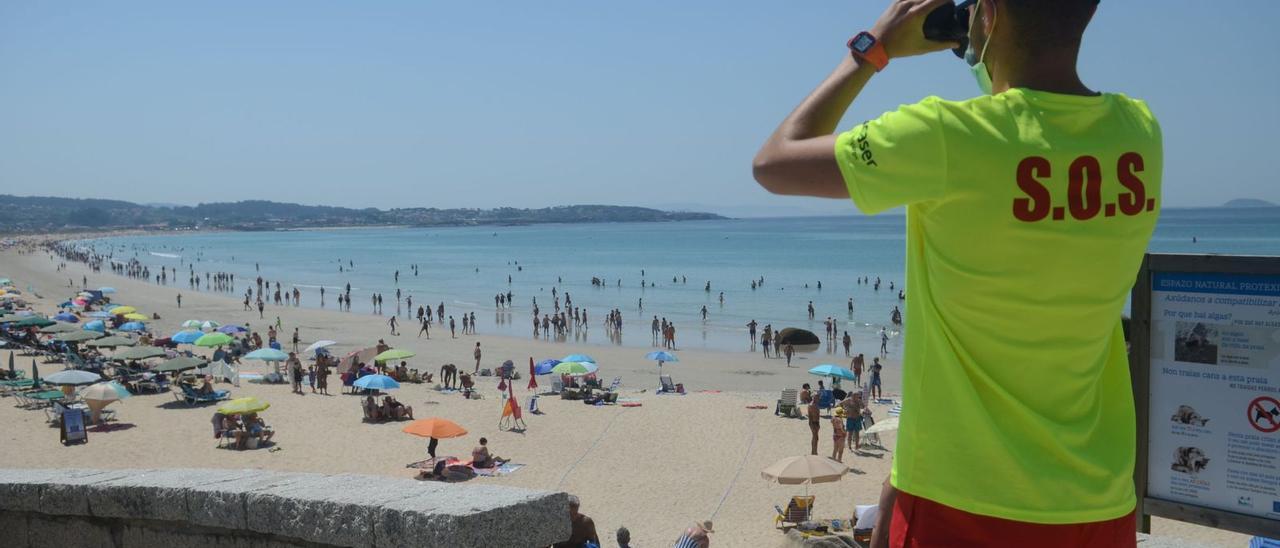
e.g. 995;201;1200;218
776;388;799;417
178;383;229;406
775;495;815;529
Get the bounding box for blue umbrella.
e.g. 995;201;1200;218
353;374;400;391
808;364;857;381
245;348;289;361
54;312;79;323
644;351;679;363
218;324;248;334
119;321;146;332
561;354;596;364
86;311;113;318
534;359;560;375
83;320;107;332
170;330;204;344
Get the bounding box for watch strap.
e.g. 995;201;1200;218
847;32;889;71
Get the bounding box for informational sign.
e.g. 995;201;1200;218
1133;255;1280;538
60;408;87;445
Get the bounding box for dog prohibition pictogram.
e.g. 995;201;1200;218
1246;396;1280;433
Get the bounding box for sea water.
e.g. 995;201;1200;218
75;208;1280;354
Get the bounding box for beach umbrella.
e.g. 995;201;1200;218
561;353;596;364
645;351;679;363
374;348;415;362
98;287;117;294
8;352;13;377
182;320;204;328
761;455;848;494
341;346;379;370
170;330;204;344
153;356;206;373
527;357;538;390
86;311;113;318
103;303;119;311
217;325;248;335
244;348;289;361
81;381;132;401
83;320;107;332
194;333;233;347
81;381;131;424
87;335;136;348
303;340;338;354
110;306;137;315
808;364;857;381
534;359;560;375
14;315;54;328
122;313;148;321
551;361;598;377
31;359;40;389
0;278;9;285
118;321;146;332
44;369;102;386
54;330;104;342
40;322;80;334
53;312;79;323
201;320;221;331
353;374;400;391
863;417;899;435
402;418;468;439
218;396;271;416
116;346;166;360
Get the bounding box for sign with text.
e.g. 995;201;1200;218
1134;255;1280;538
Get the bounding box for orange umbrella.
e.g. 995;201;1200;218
402;418;468;439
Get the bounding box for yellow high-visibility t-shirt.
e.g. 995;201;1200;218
835;88;1161;524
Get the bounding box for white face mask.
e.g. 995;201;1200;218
963;2;996;94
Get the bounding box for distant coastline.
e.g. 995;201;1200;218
0;194;726;235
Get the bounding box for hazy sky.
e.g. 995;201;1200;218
2;1;1277;216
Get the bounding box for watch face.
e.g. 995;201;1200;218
853;34;876;53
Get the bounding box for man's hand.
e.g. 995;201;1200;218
871;0;964;59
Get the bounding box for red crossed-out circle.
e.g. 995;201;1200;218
1247;396;1280;433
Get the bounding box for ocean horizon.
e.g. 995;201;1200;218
69;207;1280;354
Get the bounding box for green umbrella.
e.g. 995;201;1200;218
40;322;80;334
193;332;233;348
86;335;137;348
54;330;104;342
153;356;207;373
116;346;167;360
217;397;270;415
550;361;598;377
14;315;54;328
374;348;415;362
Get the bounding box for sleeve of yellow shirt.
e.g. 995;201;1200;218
835;96;948;214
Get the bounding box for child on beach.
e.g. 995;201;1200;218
832;407;848;461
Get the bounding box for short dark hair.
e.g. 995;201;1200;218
479;437;488;445
1002;0;1096;52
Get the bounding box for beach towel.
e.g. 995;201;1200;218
474;463;525;477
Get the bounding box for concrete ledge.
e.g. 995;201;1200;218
0;468;571;548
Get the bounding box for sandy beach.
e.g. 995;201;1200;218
0;243;1250;547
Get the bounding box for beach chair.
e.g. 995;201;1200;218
774;495;815;529
818;389;834;410
776;388;799;417
549;377;564;394
179;383;229;406
658;374;677;394
607;376;621;393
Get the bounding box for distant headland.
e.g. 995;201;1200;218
0;195;725;234
1221;198;1277;208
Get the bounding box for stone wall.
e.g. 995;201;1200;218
0;468;571;548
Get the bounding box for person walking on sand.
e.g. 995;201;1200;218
472;342;482;373
449;316;456;338
807;398;821;455
388;316;399;336
869;358;883;400
784;343;795;367
292;328;300;353
418;317;430;338
852;353;864;387
176;293;182;308
257;300;264;319
843;331;852;357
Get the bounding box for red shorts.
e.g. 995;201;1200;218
890;490;1135;548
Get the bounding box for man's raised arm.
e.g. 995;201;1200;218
752;0;958;198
